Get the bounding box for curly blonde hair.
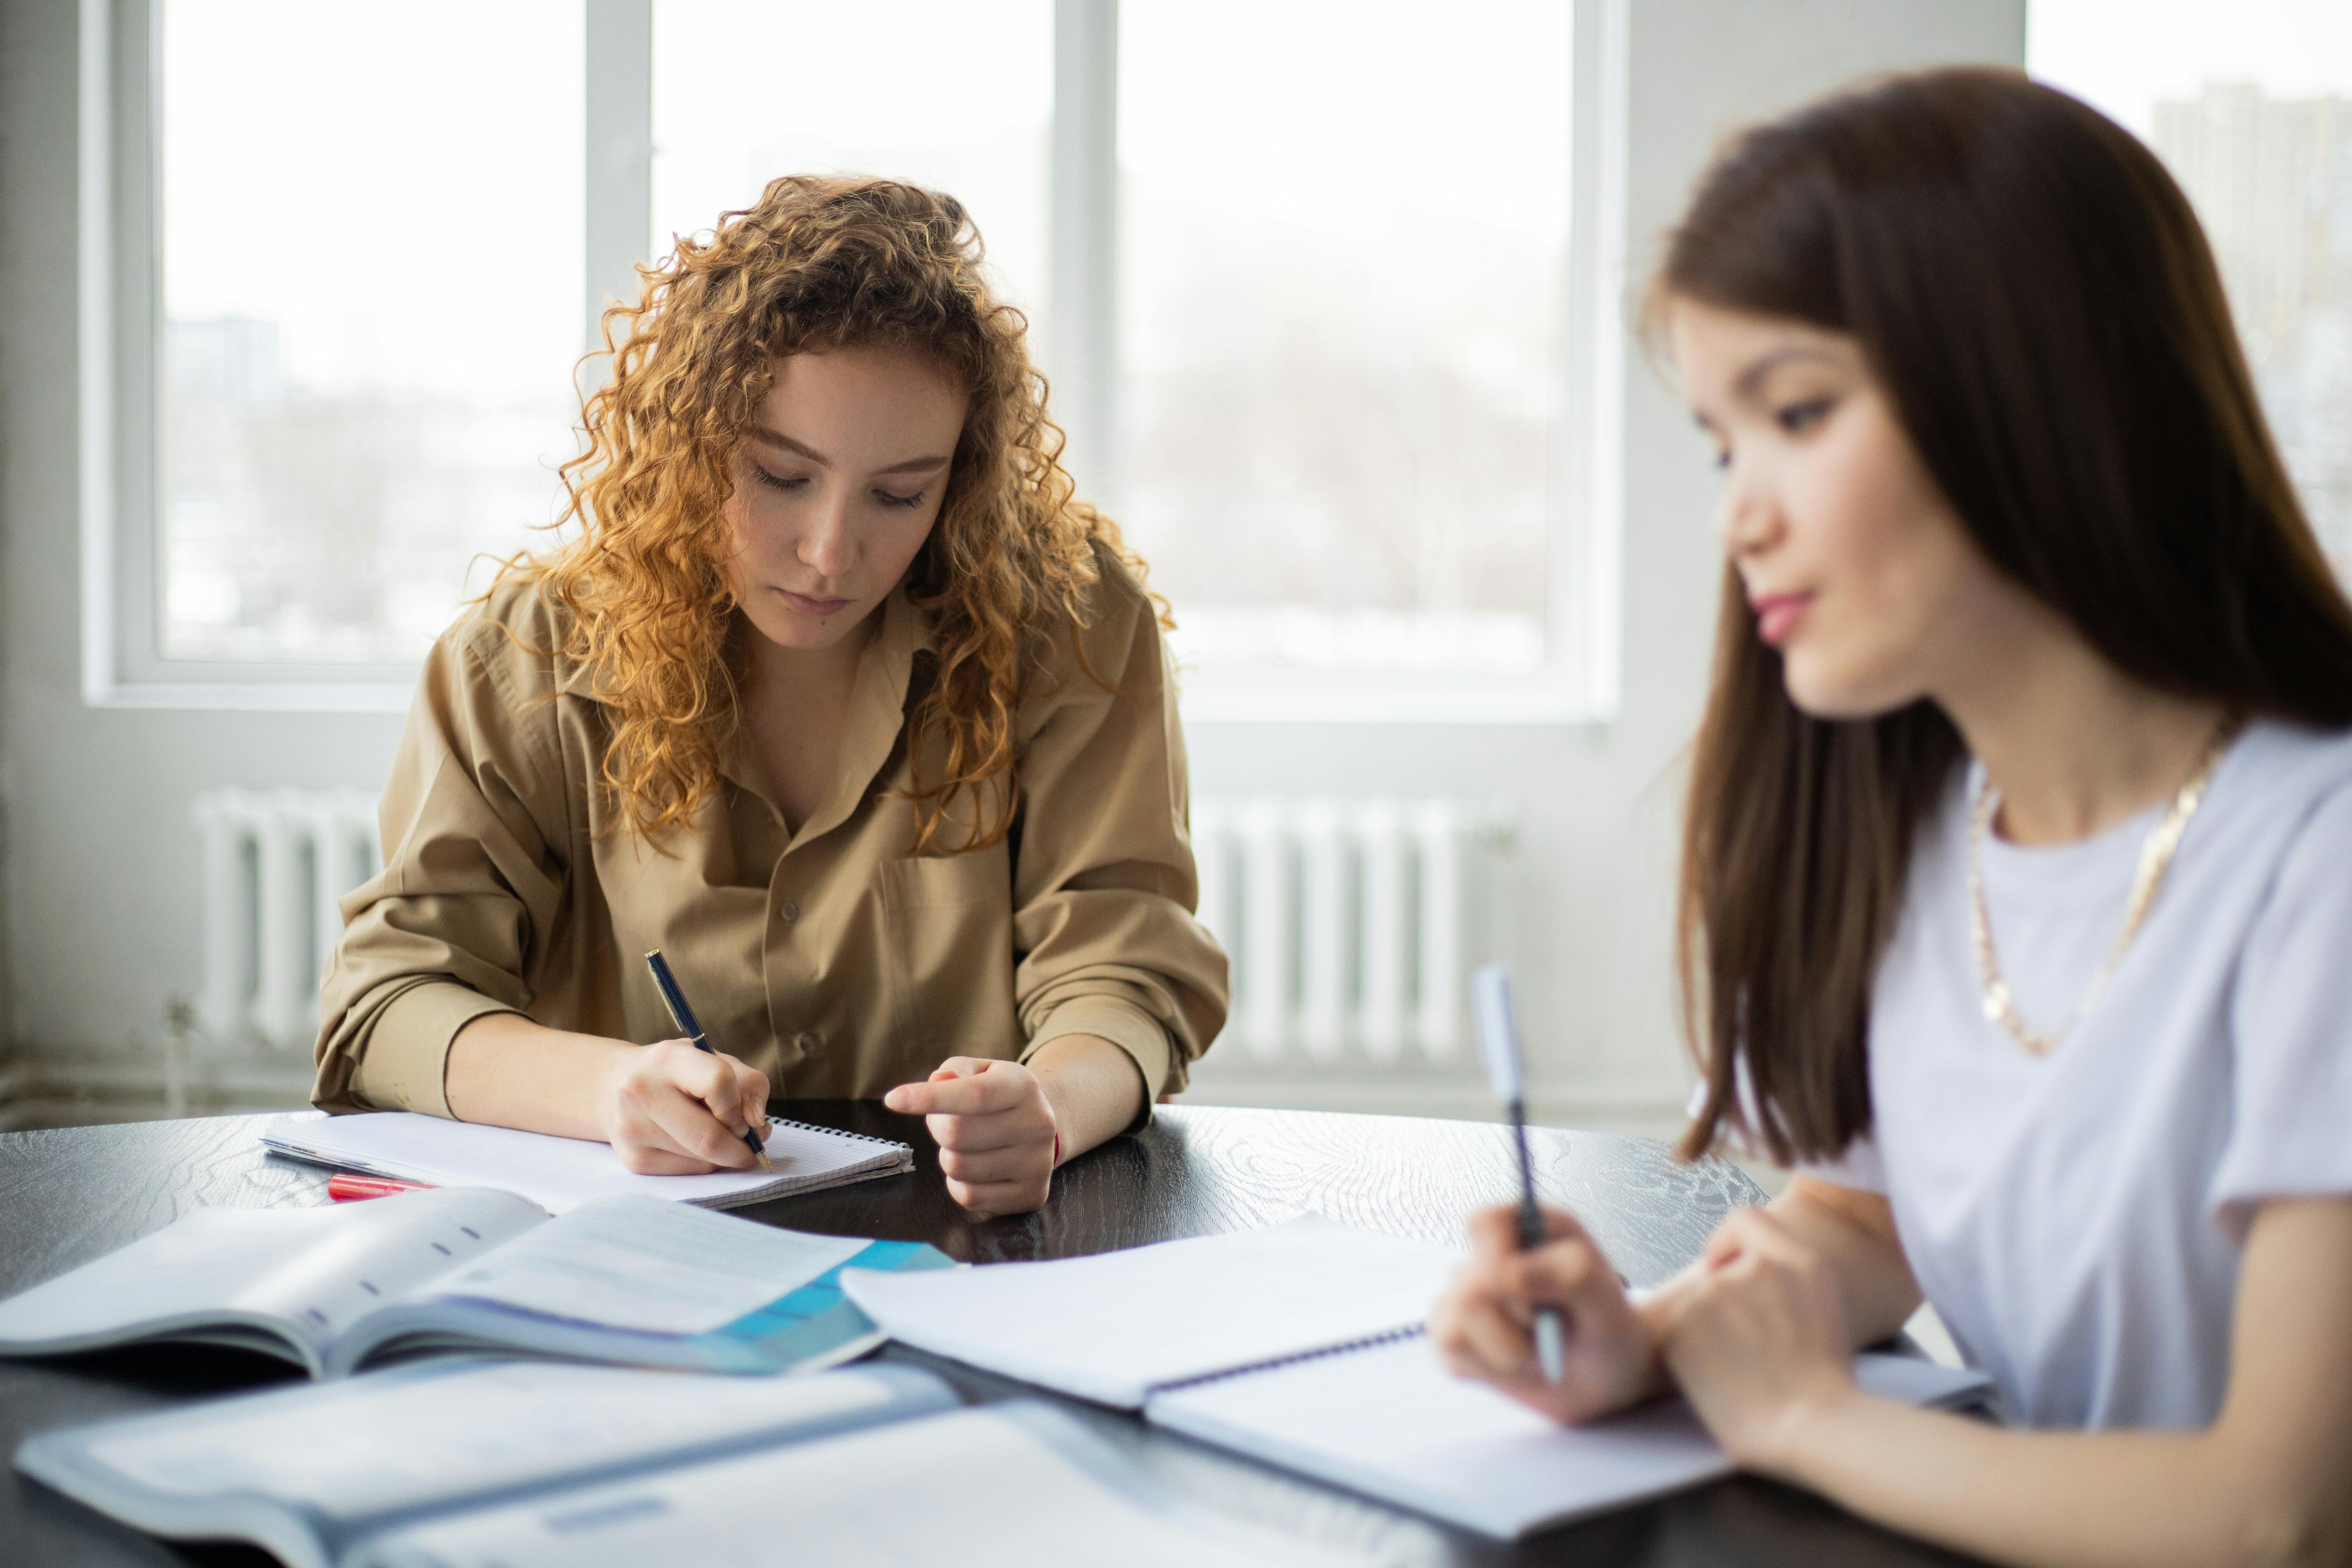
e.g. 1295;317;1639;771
513;175;1147;852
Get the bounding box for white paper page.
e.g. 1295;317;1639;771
352;1404;1374;1568
1149;1335;1724;1537
80;1362;906;1522
1148;1337;1996;1538
0;1190;542;1360
265;1114;903;1215
413;1195;866;1335
842;1216;1459;1407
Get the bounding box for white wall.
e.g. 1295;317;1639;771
0;0;2025;1120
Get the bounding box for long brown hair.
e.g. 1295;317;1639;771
1663;69;2352;1164
510;175;1146;850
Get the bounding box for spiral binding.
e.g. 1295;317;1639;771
766;1118;912;1154
1149;1323;1429;1396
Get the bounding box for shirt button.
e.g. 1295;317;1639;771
793;1030;821;1053
778;901;799;923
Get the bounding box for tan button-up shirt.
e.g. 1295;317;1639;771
312;542;1228;1119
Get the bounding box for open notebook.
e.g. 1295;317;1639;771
844;1214;1994;1538
0;1188;950;1378
263;1112;913;1213
15;1361;1375;1568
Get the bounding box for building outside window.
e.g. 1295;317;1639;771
160;1;585;665
1114;0;1571;682
137;0;1584;702
2033;0;2352;573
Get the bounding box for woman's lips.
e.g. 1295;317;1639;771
1751;591;1813;648
777;588;853;616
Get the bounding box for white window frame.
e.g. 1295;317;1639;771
83;0;1627;723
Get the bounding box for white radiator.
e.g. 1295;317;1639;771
1190;797;1506;1065
189;787;1504;1067
193;788;381;1049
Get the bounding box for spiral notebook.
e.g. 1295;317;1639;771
263;1112;914;1214
843;1215;1994;1538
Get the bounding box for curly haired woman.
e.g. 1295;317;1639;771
313;177;1228;1217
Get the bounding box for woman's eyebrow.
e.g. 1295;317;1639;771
747;425;949;477
748;426;830;465
871;452;952;477
1733;343;1842;400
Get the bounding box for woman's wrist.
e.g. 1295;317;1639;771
1744;1373;1874;1482
1627;1280;1685;1402
1026;1033;1145;1164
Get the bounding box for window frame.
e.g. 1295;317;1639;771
83;0;1628;722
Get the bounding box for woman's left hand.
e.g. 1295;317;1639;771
1660;1205;1862;1476
884;1057;1059;1216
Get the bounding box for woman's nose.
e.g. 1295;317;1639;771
1716;465;1785;561
799;494;856;578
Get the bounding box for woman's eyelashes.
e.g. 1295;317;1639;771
1701;394;1834;470
747;462;924;511
1774;395;1835;436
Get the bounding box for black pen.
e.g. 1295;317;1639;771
643;949;772;1173
1472;964;1566;1383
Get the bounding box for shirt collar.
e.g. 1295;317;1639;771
717;582;932;845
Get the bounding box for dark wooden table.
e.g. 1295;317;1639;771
0;1103;1981;1567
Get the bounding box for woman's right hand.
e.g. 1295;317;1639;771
594;1038;772;1174
1429;1204;1663;1424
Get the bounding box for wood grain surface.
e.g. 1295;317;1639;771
0;1104;1986;1568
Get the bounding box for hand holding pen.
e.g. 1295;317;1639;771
643;950;772;1173
1470;965;1565;1383
1430;966;1666;1427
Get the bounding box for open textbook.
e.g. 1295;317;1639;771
844;1214;1994;1538
262;1111;913;1213
0;1188;949;1378
14;1360;1375;1568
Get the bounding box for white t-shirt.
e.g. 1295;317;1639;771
1796;719;2352;1430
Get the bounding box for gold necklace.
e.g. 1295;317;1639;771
1968;713;2242;1056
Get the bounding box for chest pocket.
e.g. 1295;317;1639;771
878;843;1021;1062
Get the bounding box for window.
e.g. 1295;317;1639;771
2032;0;2352;573
96;0;1609;714
158;1;584;667
650;0;1051;320
1117;1;1572;684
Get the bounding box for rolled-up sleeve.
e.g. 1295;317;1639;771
1010;549;1231;1112
312;624;569;1115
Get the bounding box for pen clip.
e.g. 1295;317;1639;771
643;949;703;1045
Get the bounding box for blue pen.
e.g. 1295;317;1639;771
1472;964;1566;1384
644;949;772;1173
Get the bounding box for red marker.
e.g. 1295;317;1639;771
328;1173;432;1202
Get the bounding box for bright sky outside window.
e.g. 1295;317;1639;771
161;1;585;664
650;1;1051;322
1116;0;1571;680
2031;0;2352;573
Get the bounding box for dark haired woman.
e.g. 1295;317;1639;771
1432;69;2352;1564
313;177;1227;1216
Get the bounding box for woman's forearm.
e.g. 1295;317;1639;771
444;1011;634;1136
1027;1032;1147;1161
1723;1200;2352;1568
1772;1394;2327;1568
